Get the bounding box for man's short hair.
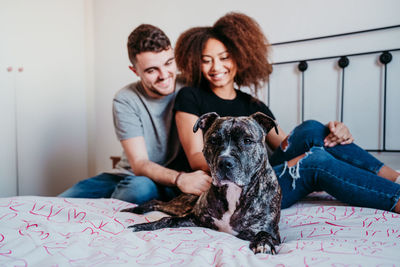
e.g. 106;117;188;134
127;24;171;65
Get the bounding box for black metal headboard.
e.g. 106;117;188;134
268;25;400;152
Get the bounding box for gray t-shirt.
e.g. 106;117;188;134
112;80;183;175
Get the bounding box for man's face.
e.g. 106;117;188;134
130;47;177;98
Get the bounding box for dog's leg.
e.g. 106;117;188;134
249;231;279;255
121;199;163;214
121;194;199;216
128;215;197;232
237;230;278;254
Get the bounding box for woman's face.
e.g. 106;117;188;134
201;38;237;91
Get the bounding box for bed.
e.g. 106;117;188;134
2;25;400;267
1;193;399;266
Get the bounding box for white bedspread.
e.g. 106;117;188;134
1;194;399;266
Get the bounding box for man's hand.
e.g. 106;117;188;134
324;121;354;147
176;170;212;196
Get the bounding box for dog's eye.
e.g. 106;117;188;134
243;138;254;145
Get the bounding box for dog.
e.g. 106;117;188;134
121;112;282;254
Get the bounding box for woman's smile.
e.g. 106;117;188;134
201;38;237;92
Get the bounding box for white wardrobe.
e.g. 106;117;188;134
0;0;88;197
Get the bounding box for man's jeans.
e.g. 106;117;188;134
58;173;180;204
271;120;400;211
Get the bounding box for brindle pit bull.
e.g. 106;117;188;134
121;112;282;254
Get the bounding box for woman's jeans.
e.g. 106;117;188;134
270;120;400;212
58;173;180;204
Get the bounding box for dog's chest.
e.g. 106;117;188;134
212;182;242;235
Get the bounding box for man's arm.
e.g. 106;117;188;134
121;137;211;196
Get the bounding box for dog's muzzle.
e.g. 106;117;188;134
216;155;237;182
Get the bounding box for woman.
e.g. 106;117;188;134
173;12;400;213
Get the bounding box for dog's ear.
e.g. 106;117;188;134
193;112;220;133
250;112;279;135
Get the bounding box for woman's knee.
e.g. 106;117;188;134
287;120;327;146
282;147;332;170
303;147;333;165
271;120;328;163
276;148;332;193
296;120;325;133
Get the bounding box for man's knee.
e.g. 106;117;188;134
130;176;158;194
59;173;118;198
113;176;159;204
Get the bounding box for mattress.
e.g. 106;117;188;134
0;193;399;266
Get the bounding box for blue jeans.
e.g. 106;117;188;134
271;120;400;211
58;173;180;204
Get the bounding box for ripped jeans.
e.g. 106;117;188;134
270;120;400;211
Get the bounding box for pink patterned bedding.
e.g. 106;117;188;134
1;194;399;266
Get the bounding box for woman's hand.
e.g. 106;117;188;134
324;121;354;147
176;170;212;196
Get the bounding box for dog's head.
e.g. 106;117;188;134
193;112;278;187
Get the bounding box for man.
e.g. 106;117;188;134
59;24;211;204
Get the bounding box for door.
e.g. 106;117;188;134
0;0;89;196
0;1;19;197
0;66;18;197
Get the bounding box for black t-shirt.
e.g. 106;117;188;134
174;86;275;119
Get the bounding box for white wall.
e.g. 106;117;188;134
89;0;400;176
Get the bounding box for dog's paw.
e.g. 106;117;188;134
249;231;278;255
127;224;140;232
121;200;161;214
120;206;147;214
127;223;153;232
120;207;136;213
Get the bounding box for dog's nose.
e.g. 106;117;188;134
218;156;235;171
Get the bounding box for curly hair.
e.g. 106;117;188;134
175;26;215;87
175;12;272;94
127;24;171;65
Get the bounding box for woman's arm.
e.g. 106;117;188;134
324;121;354;147
175;111;210;172
266;124;287;151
